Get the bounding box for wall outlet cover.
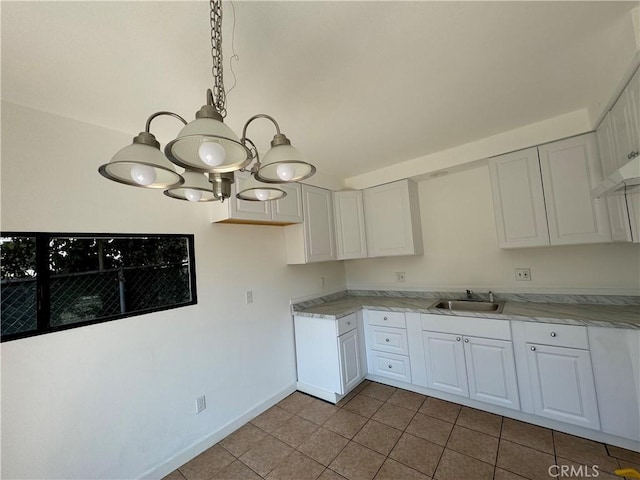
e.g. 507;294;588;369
515;268;531;281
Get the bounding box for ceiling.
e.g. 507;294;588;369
2;1;637;181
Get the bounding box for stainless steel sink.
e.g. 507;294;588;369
431;299;505;313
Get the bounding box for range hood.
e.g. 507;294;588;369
592;156;640;198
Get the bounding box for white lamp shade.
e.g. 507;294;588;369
256;143;315;183
99;142;184;189
164;170;216;202
236;174;287;201
165;117;251;173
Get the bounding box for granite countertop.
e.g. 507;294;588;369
292;294;640;329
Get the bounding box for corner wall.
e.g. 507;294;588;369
0;102;346;479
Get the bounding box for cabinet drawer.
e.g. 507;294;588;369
524;322;588;349
337;314;357;336
367;310;406;328
370;351;412;383
368;325;409;355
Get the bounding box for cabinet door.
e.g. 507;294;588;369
539;134;611;245
229;173;272;222
611;68;640;170
488;147;550;248
363;179;423;257
526;343;600;430
464;336;520;410
338;328;361;394
422;331;468;397
596;114;633;242
333;190;367;259
302;185;336;263
272;183;303;223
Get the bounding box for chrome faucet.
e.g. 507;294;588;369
466;289;473;300
489;291;495;303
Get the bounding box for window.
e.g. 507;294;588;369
1;233;197;341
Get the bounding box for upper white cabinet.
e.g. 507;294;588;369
595;66;640;243
610;67;640;170
538;134;611;245
363;179;423;257
596;114;635;242
489;133;611;248
285;184;336;264
333;190;367;260
489;147;550;248
211;172;303;225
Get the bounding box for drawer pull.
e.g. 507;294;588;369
456;336;461;342
384;316;388;321
531;346;536;351
464;338;469;343
550;332;556;337
385;338;390;342
388;364;393;369
347;321;351;326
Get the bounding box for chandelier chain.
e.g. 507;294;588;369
210;0;226;117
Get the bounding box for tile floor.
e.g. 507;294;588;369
163;381;640;480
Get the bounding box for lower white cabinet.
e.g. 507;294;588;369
515;321;600;430
339;328;362;393
588;327;640;441
420;314;520;410
422;330;520;410
294;313;364;403
526;343;600;430
365;310;412;383
422;331;468;396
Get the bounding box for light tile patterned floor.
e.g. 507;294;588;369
164;381;640;480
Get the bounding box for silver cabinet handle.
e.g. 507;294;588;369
456;336;461;341
385;338;390;342
550;332;556;337
388;364;393;369
464;338;469;343
531;346;536;351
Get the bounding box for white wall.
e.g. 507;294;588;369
0;102;346;479
345;164;640;295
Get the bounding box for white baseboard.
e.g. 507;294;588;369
140;382;297;480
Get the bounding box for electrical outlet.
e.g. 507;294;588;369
245;290;253;304
515;268;531;281
196;395;206;414
396;272;406;282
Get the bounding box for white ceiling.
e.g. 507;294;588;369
2;1;637;181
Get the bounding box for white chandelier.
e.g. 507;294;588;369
99;0;315;202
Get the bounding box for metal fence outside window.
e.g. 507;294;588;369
1;262;191;336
